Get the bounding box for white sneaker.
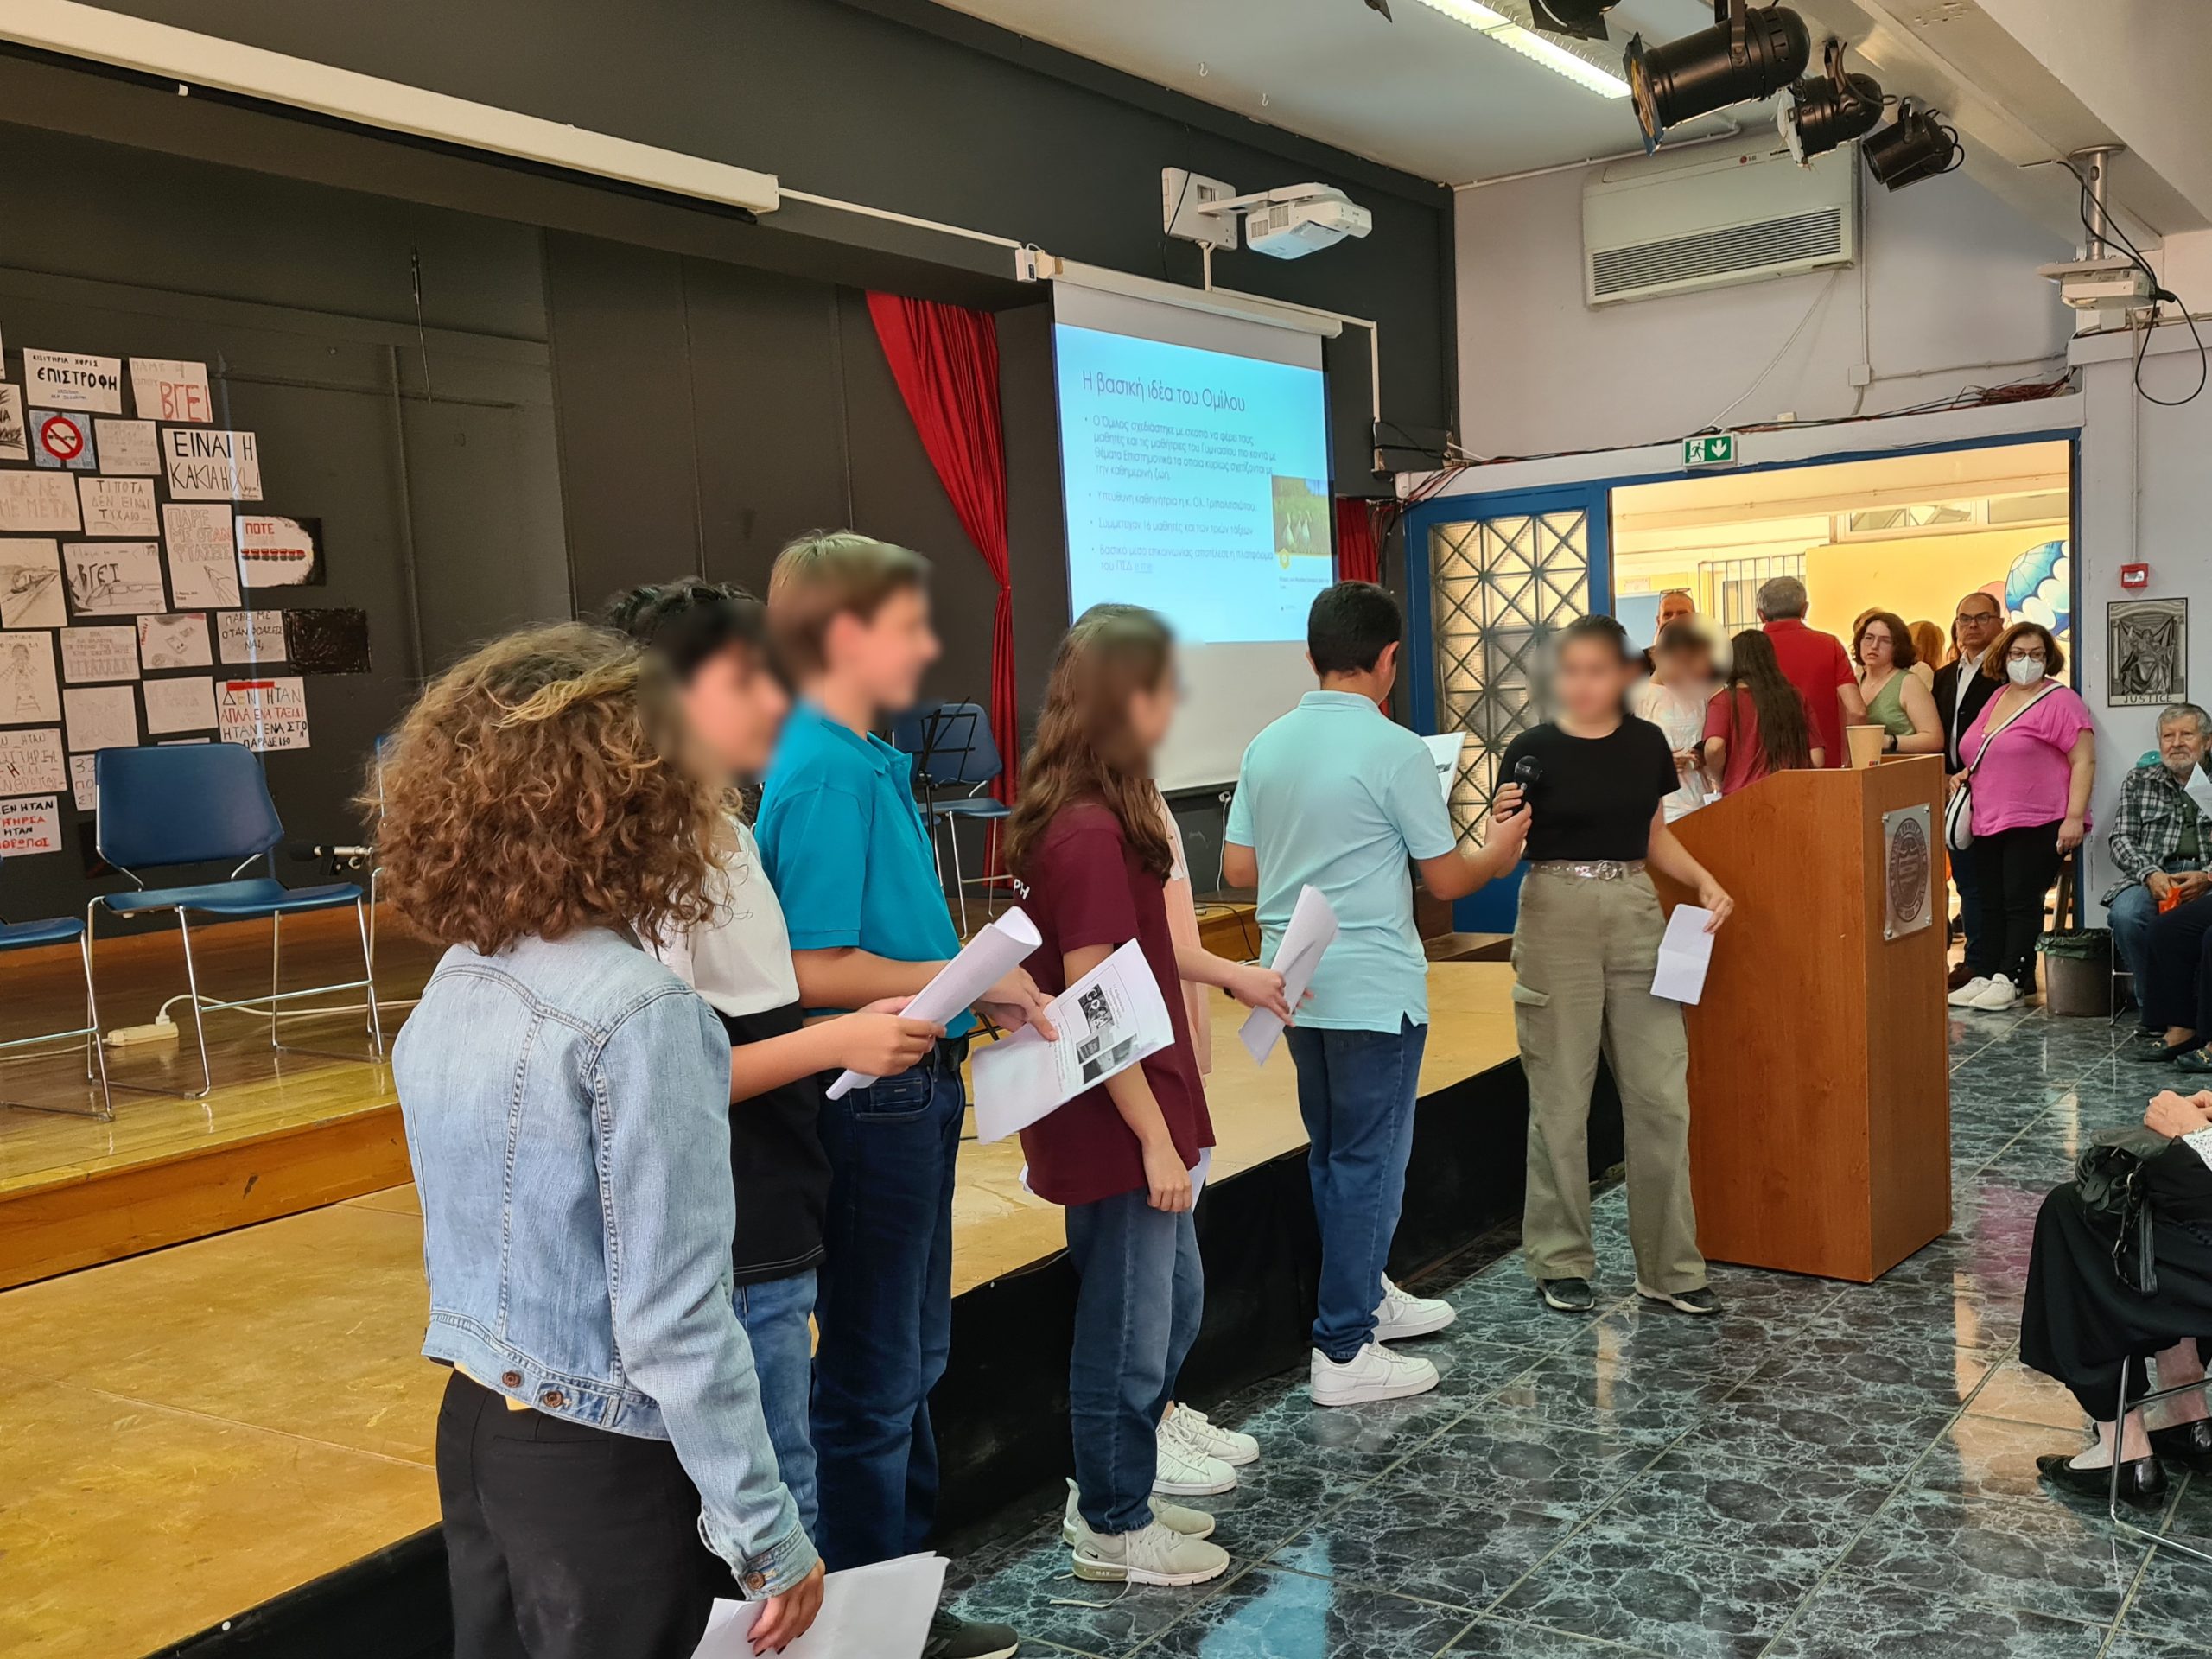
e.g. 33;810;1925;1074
1372;1274;1457;1341
1947;975;1993;1007
1151;1429;1237;1496
1309;1341;1440;1407
1967;974;2018;1011
1070;1516;1230;1586
1162;1404;1259;1467
1061;1478;1216;1545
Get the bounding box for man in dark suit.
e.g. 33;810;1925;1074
1935;592;2005;989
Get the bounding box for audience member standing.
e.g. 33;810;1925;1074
1935;593;2005;988
1631;620;1717;821
1948;621;2095;1013
1758;575;1866;769
1851;610;1945;756
1500;615;1734;1318
1907;620;1945;690
1224;582;1527;1406
1703;629;1823;791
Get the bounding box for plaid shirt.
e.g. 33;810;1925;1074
2103;758;2212;902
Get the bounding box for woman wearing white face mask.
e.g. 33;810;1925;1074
1948;620;2096;1012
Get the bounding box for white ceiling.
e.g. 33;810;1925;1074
930;0;1738;184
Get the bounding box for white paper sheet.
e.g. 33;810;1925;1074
824;907;1042;1101
62;683;138;754
2189;764;2212;824
693;1552;947;1659
2;632;61;723
1651;905;1716;1004
1237;884;1338;1065
971;938;1175;1143
0;541;65;628
95;417;159;475
1422;730;1465;804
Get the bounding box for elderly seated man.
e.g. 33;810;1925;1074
2110;702;2212;1060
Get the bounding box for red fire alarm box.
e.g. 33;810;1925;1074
2121;563;2150;589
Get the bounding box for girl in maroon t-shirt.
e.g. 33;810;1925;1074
1003;605;1293;1591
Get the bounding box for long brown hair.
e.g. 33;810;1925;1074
1721;628;1813;773
1006;605;1176;883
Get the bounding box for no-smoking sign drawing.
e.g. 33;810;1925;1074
30;409;96;472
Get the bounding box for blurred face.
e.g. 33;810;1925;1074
1858;620;1895;670
2158;715;2207;778
1126;654;1179;756
1954;595;2001;658
1556;635;1634;722
826;586;938;710
682;642;788;781
1657;593;1694;631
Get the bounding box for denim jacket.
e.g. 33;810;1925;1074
395;927;816;1595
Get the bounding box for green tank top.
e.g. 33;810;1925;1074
1865;671;1913;738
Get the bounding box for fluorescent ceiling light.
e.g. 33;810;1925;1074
1411;0;1632;99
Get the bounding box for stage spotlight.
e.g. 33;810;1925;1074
1863;98;1961;189
1529;0;1619;41
1624;0;1811;152
1779;40;1883;165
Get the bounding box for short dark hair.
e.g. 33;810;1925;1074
1307;581;1402;676
1851;609;1918;670
601;579;768;682
1559;613;1633;661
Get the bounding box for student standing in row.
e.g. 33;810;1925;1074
608;579;946;1545
1500;614;1734;1317
1006;605;1291;1586
753;532;1049;1659
381;625;821;1659
1225;582;1529;1407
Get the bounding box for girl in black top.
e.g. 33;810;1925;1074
1497;615;1736;1318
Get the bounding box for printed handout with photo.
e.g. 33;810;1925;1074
0;540;66;628
1;632;63;724
62;541;165;615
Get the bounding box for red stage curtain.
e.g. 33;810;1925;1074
1336;496;1382;586
865;291;1017;803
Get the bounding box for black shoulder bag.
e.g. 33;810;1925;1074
2074;1127;2172;1295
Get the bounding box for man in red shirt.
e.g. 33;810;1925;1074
1757;575;1866;768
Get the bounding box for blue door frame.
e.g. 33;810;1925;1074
1401;427;2079;935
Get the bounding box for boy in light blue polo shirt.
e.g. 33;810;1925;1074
1224;582;1527;1408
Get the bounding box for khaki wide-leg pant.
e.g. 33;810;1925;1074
1511;868;1706;1294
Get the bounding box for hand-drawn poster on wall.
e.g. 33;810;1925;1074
95;418;159;476
23;350;124;413
1;632;61;723
143;676;217;735
78;476;158;537
2109;598;2187;708
285;608;371;675
69;753;96;813
59;626;138;683
0;385;26;461
128;358;213;425
62;541;165;615
0;473;81;533
235;513;319;587
0;540;65;627
0;794;64;855
219;677;308;752
137;613;211;671
216;609;287;666
62;683;138;753
162;427;261;500
0;726;65;795
162;502;241;607
30;408;97;472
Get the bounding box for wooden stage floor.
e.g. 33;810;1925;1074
1;913;1519;1659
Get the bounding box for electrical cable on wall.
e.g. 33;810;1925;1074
2064;160;2207;409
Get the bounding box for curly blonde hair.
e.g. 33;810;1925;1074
370;623;720;956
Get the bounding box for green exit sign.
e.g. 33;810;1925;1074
1684;433;1737;467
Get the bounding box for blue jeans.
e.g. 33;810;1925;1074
2112;859;2205;1024
735;1269;819;1540
1285;1017;1427;1363
810;1044;962;1569
1065;1189;1202;1535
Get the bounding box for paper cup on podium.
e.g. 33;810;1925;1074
1845;724;1885;769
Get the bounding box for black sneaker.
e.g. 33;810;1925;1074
1637;1282;1720;1315
925;1609;1020;1659
1539;1277;1595;1313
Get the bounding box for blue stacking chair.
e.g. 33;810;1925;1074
890;701;1010;935
90;744;383;1100
0;852;112;1121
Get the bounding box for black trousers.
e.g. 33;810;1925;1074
2144;893;2212;1036
1966;819;2066;988
437;1370;734;1659
2020;1167;2212;1418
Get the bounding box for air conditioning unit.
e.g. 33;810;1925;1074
1582;143;1857;307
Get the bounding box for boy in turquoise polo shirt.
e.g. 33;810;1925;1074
755;531;1048;1659
1224;582;1527;1408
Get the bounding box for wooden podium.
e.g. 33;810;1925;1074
1650;757;1950;1282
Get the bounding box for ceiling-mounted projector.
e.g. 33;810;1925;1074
1197;184;1373;259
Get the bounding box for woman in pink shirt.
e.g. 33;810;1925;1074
1948;620;2095;1012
